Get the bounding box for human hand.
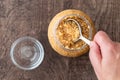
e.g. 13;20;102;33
89;31;120;80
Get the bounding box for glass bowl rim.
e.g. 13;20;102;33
10;36;44;70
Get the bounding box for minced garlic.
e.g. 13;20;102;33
56;16;89;49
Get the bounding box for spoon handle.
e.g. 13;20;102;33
80;36;91;45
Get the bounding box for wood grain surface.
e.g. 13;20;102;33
0;0;120;80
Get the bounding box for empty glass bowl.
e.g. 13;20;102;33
10;37;44;70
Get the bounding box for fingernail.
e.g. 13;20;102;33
90;41;95;48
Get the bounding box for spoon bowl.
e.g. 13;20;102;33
67;19;91;45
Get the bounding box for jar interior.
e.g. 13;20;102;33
54;14;93;51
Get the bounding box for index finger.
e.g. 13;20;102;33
93;31;115;58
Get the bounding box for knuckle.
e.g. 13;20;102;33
107;43;117;56
107;43;115;50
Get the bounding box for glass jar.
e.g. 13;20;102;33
48;9;95;57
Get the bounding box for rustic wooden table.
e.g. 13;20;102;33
0;0;120;80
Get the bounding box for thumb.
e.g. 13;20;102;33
89;41;102;76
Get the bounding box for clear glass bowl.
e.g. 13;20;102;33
10;37;44;70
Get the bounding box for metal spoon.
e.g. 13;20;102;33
67;19;91;45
